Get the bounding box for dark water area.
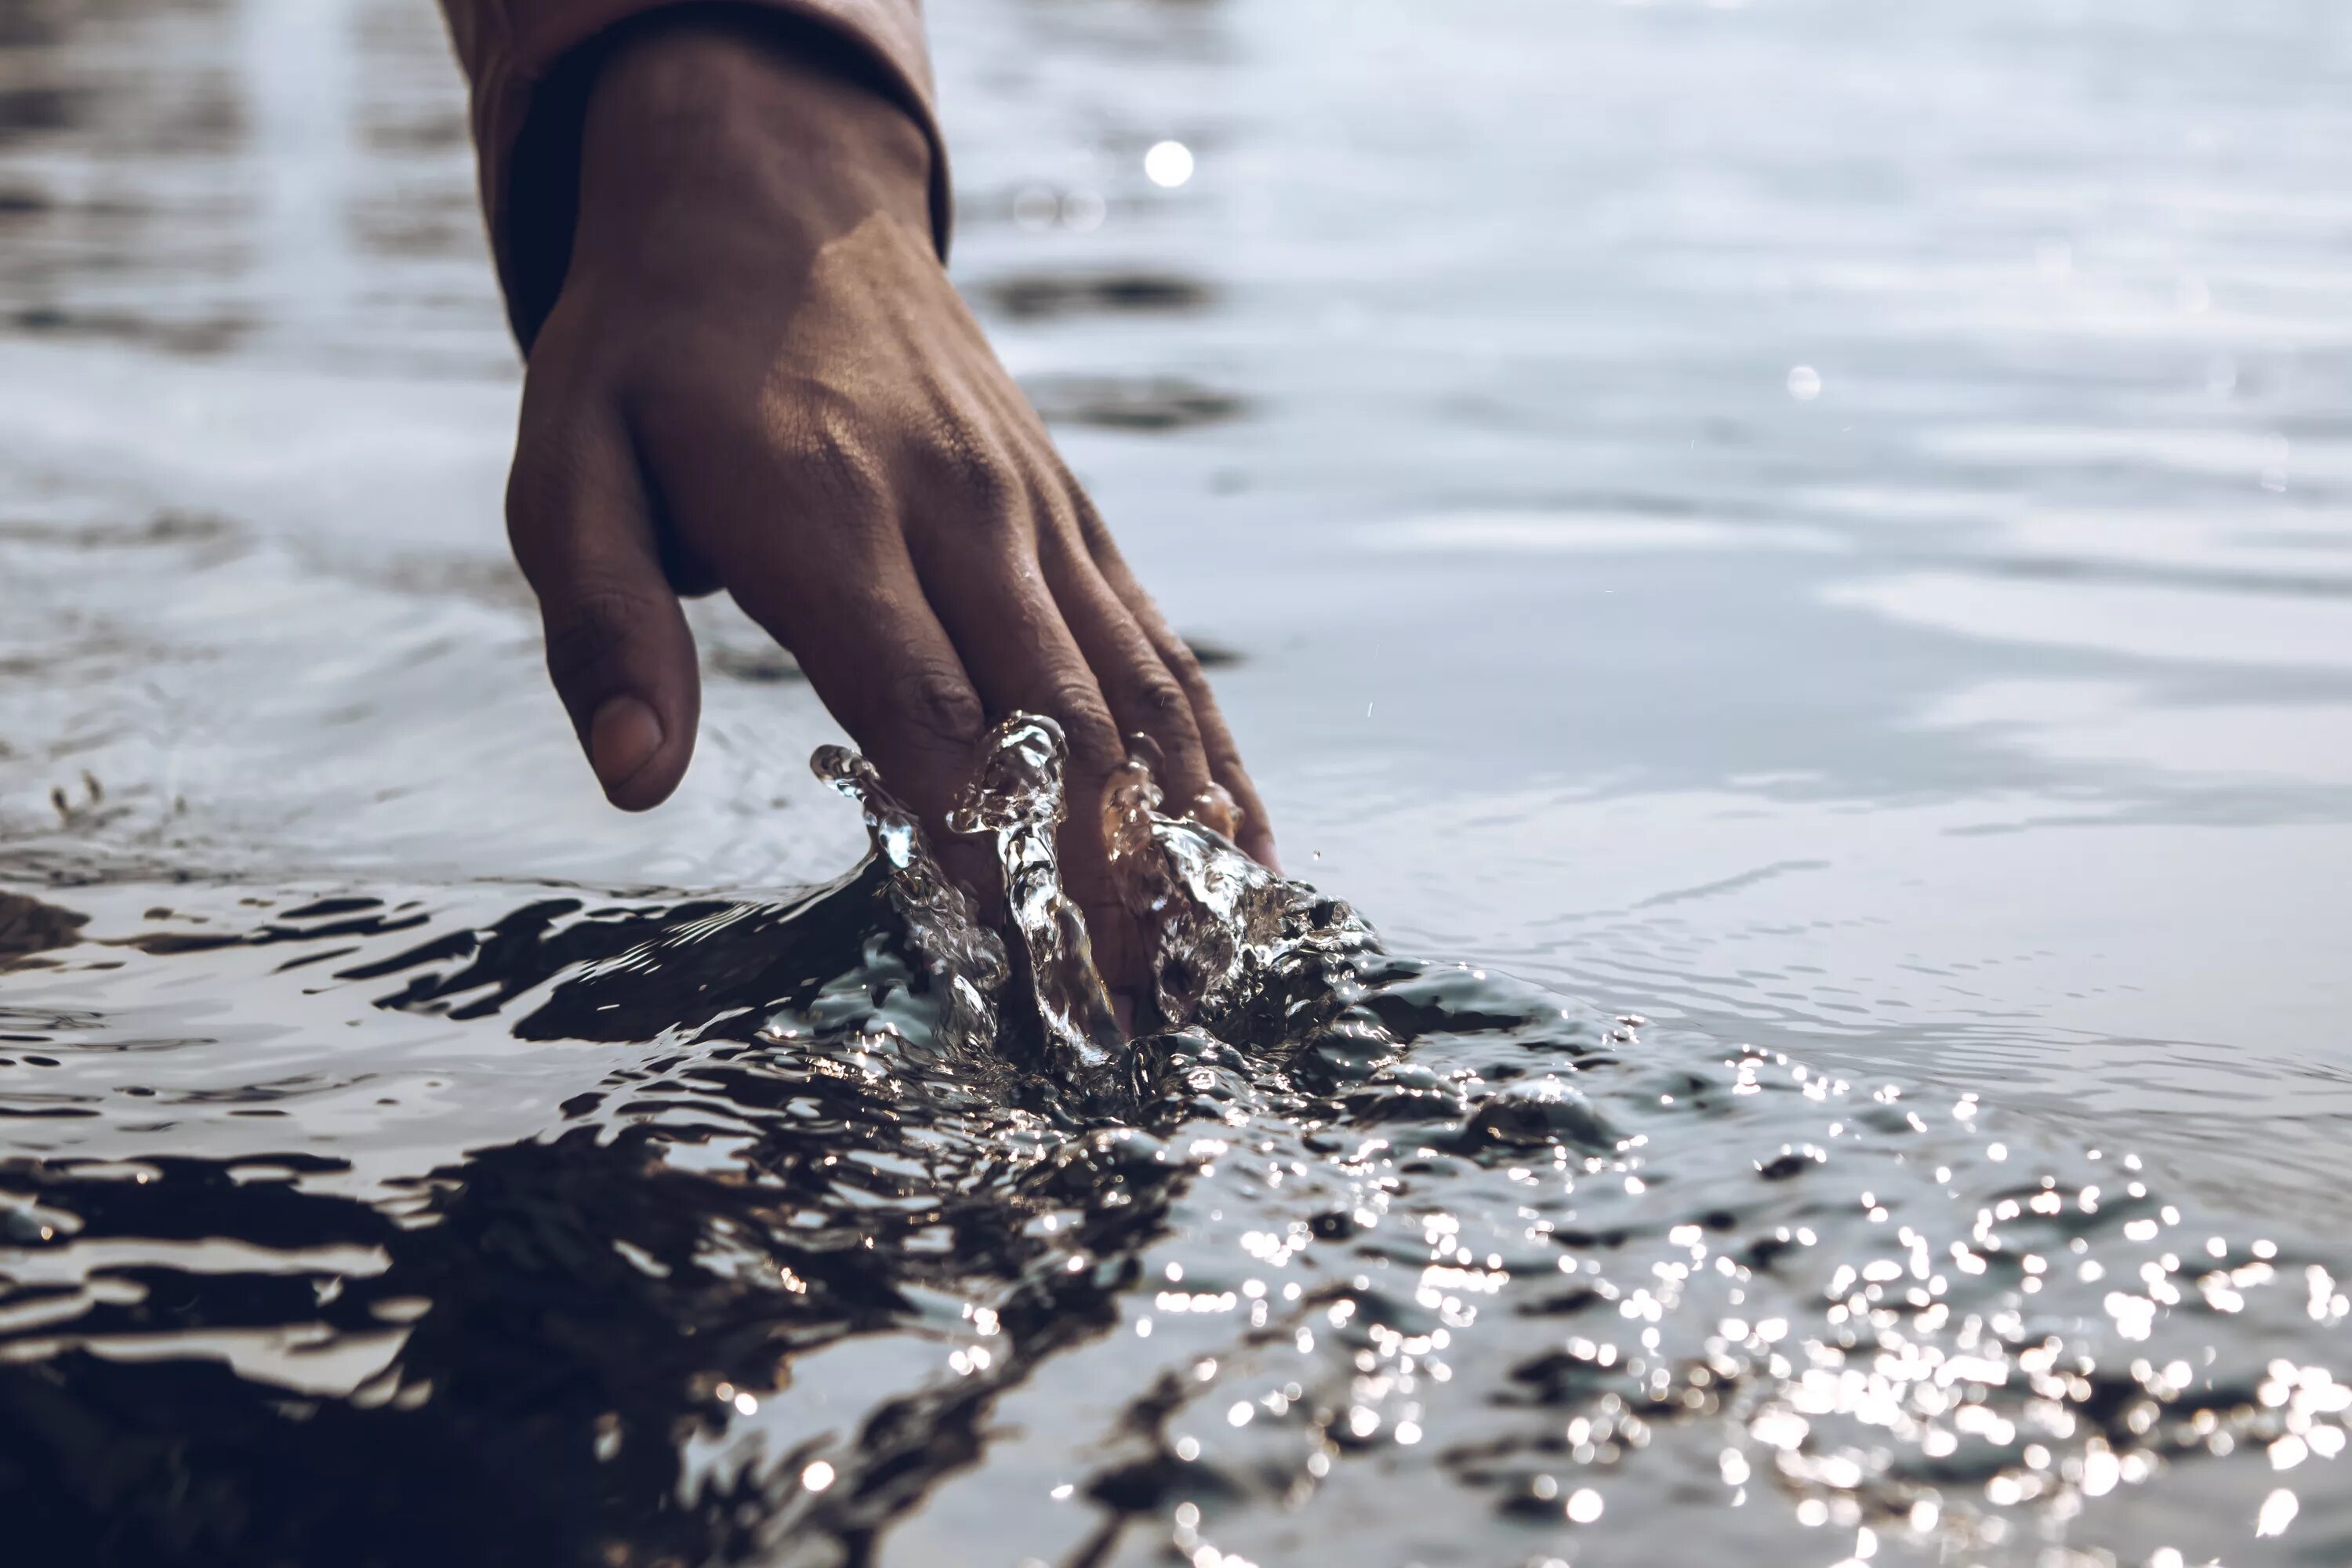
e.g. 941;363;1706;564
5;1;2352;1564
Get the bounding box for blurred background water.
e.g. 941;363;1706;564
2;1;2351;1564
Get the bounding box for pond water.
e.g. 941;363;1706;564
2;1;2350;1564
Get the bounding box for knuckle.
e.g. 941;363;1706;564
921;416;1022;524
1056;474;1125;560
1159;633;1208;684
1066;488;1113;549
1043;680;1121;764
1153;632;1217;701
1132;670;1192;728
778;395;887;508
796;433;882;507
889;662;985;752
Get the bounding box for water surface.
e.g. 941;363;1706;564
3;1;2351;1563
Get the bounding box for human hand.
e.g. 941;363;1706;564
502;14;1275;982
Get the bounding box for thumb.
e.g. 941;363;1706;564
506;410;700;811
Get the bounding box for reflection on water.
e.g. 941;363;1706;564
0;0;503;370
4;746;2347;1565
4;0;2352;1563
976;270;1215;323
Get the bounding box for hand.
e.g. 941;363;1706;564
503;14;1275;982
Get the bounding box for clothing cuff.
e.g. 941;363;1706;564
451;0;949;349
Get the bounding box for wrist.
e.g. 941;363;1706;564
570;12;935;284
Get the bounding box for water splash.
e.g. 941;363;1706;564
4;735;2347;1567
812;743;1007;1051
934;713;1381;1100
1099;731;1377;1033
945;714;1127;1098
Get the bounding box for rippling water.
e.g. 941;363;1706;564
4;1;2351;1564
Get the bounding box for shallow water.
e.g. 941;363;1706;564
4;1;2352;1564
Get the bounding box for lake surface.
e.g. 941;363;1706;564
3;1;2350;1563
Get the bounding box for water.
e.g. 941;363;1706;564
4;0;2352;1563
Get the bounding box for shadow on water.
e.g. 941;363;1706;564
1;862;1143;1566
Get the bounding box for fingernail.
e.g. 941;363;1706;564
589;695;663;797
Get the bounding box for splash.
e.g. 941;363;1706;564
924;713;1381;1099
815;714;1374;1111
5;767;2350;1568
811;743;1007;1050
943;714;1127;1098
1098;731;1375;1033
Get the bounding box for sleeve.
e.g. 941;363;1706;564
434;0;949;349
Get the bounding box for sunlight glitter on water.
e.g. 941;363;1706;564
6;723;2347;1564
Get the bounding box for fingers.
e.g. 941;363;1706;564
630;390;987;829
949;366;1206;802
1071;498;1279;869
505;405;700;811
911;510;1124;786
725;537;987;827
887;430;1126;797
722;531;1007;908
906;479;1168;982
1038;521;1214;811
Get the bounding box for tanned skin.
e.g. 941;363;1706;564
502;15;1275;981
